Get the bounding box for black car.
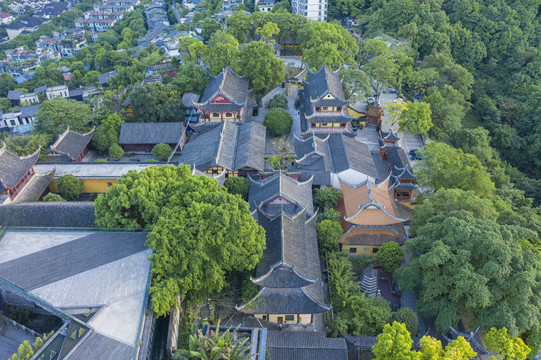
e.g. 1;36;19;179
411;154;423;160
252;107;259;116
410;149;418;155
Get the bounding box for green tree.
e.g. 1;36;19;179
174;323;251;360
130;83;184;123
263;108;292;136
316;219;343;256
301;22;359;70
108;143;124;159
43;193;65;202
359;39;390;64
0;73;17;97
314;186;342;211
268;135;294;170
397;211;541;335
34;98;91;137
318;208;342;223
255;21;280;41
391;308;418;336
410;188;499;235
152;143;172;161
92;128;119;154
147;186;265;315
399;102;432;135
224;177;250;201
372;322;417;360
206;31;240;76
341;68;372;103
414;142;495;198
484;328;531;360
239;41;285;94
266;94;288;110
57;174;84;201
376;241;405;274
170;62;209;95
202;18;221;41
363;55;398;102
2;134;49;160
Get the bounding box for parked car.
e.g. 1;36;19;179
352;124;358;135
388;87;396;93
368;97;376;103
409;149;418;155
252;107;259;116
411;154;423;160
393;98;404;103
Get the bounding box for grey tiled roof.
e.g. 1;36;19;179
98;70;117;85
305;114;353;124
34;85;47;93
387;148;410;175
293;135;379;180
67;331;133;360
182;92;200;107
267;331;348;360
69;88;84;97
11;170;55;203
311;98;349;107
49;128;94;160
20;104;40;117
248;172;313;216
119;122;184;145
197;67;248;106
0;202;96;227
239;206;329;315
306;66;345;101
180;122;265;172
7;90;22;100
382;129;400;142
0;232;148;291
195;103;243;112
0;146;39;192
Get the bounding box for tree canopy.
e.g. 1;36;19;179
397;211;541;336
129;83;184;123
94;165;265;315
263;108;292;136
34;98;91;138
239;41;285;94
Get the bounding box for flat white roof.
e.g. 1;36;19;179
34;162;167;179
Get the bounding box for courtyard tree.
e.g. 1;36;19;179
268;135;295;170
484;328;531;360
314;186;342;211
224;176;250;201
376;241;405;274
130;83;184;123
316;219;343;255
239;41;285;94
108;143;124;159
152;143;172;161
34;98;92;137
57;174;83;201
264;108;292;136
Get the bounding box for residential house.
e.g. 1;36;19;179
7;90;23;106
98;69;117;87
119;122;185;153
292;0;327;22
0;104;40;134
19;92;39;105
0;146;53;204
0;229;154;360
0;13;15;25
238;173;331;325
47;127;95;162
94;3;134;12
84;11;124;21
182;92;200;123
6;16;48;40
194;67;249;122
75;18;117;32
46;84;69;99
300;66;354;136
336;177;411;255
38;1;69;18
256;0;275;12
179;122;266;178
35;162;166;194
69;88;84;101
293;133;380;187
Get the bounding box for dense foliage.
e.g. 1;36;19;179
375;241;405;274
372;322;476;360
328;252;392;336
34;98;91;138
152;143;173;161
94;166;265;315
316;219;342;256
397;211;541;340
224;177;250;201
314;186;343;211
130;83;184;123
57;174;83;201
263;108;293;136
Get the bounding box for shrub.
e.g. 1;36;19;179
43;193;65;202
152;143;172;161
318;208;341;223
57;174;83;201
391;307;419;335
224;176;250;201
241;279;259;303
376;241;405;274
263;108;293;136
314;186;342;211
108;143;124;159
316;219;343;256
266;94;288;109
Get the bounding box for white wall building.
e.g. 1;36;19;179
292;0;327;22
46;85;69;100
